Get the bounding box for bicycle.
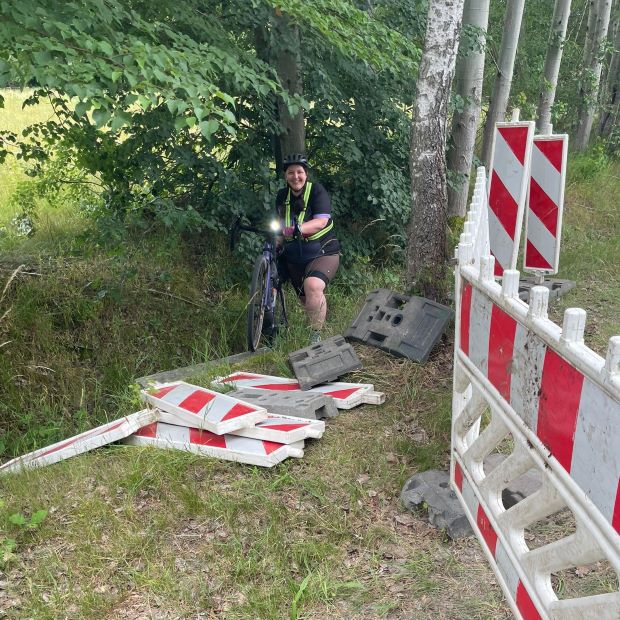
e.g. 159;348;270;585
229;217;290;351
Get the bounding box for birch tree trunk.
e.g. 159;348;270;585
446;0;490;218
274;14;305;160
575;0;613;150
406;0;465;301
480;0;526;166
536;0;573;134
599;0;620;136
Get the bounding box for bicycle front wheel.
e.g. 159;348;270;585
247;255;269;351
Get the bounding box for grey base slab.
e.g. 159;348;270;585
228;388;338;420
135;348;270;387
518;277;576;303
400;469;473;540
288;335;362;390
345;289;453;363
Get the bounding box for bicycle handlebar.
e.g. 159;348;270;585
228;216;279;252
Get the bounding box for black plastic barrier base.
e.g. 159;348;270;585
344;289;453;363
518;277;576;303
288;335;363;391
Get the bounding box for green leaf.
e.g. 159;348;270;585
199;119;219;139
110;112;131;131
174;115;187;131
74;101;90;118
29;510;48;528
9;513;26;527
92;107;111;128
99;41;113;56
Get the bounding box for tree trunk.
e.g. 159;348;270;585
599;0;620;136
574;0;613;150
536;0;572;134
406;0;465;301
274;14;305;162
447;0;490;218
480;0;526;166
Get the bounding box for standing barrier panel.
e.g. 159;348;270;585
523;135;568;274
452;169;620;619
487;122;535;276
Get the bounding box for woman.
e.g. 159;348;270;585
276;154;340;343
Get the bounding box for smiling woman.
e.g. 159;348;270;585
275;154;341;343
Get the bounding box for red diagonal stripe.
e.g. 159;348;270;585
454;461;463;492
151;385;178;399
535;138;563;172
260;423;306;432
179;390;215;413
476;504;498;555
460;282;472;355
536;349;584;471
221;403;256;421
526;240;552;270
189;428;227;448
262;439;285;455
134;422;158;438
489;170;519;237
493;252;504;276
529;177;558;235
221;373;262;382
256;382;300;391
516;582;542;620
498;126;528;164
612;477;620;534
488;306;517;400
324;387;360;399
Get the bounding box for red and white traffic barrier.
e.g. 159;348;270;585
453;198;620;618
212;372;385;409
487;121;535;276
122;421;304;468
523;134;568;274
229;414;325;444
142;382;267;434
0;409;159;474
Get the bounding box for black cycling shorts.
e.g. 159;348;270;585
279;254;340;297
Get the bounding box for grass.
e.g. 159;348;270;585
0;90;618;618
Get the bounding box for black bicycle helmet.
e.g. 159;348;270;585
282;153;308;170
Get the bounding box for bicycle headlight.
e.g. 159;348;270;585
269;219;281;232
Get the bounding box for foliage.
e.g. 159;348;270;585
0;0;422;263
0;499;47;566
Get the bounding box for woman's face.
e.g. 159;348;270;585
285;164;307;193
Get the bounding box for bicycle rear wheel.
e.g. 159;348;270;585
247;255;269;351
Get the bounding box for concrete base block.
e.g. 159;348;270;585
400;470;473;540
228;388;339;420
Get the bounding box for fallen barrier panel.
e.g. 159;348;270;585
452;180;620;618
123;421;304;467
0;409;159;474
213;372;385;409
523;134;568;275
487;121;535;276
142;382;268;434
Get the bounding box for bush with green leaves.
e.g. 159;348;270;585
0;0;422;266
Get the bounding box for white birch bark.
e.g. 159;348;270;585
406;0;465;300
536;0;573;134
447;0;490;217
480;0;526;167
575;0;613;150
